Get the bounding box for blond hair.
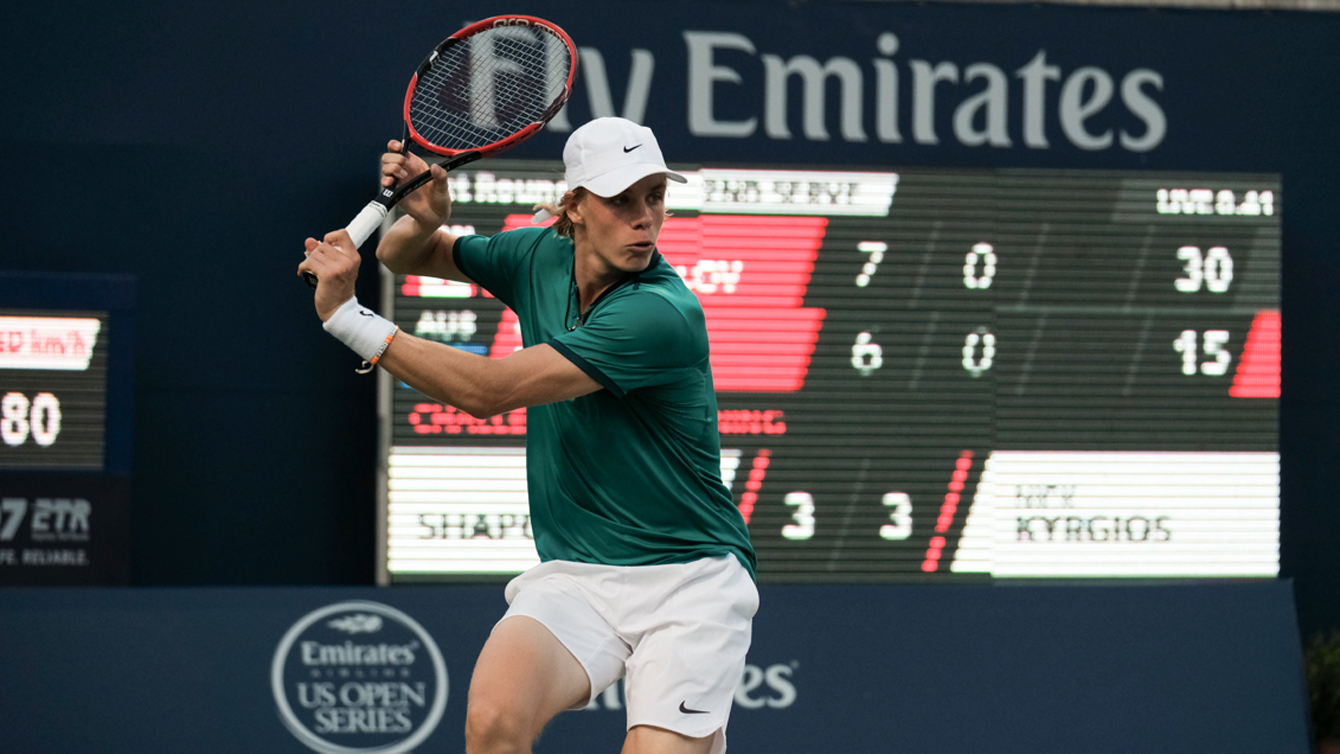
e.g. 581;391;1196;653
533;188;589;239
533;183;673;239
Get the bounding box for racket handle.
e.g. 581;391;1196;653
346;201;390;248
302;201;389;288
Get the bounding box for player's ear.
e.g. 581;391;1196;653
564;190;585;225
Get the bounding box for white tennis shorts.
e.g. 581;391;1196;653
500;554;758;754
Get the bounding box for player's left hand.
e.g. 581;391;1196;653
298;229;360;321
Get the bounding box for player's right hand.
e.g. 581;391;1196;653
381;140;452;229
300;229;361;322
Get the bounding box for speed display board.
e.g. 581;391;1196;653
378;162;1280;583
0;295;130;586
0;311;109;470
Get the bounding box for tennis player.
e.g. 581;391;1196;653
299;117;757;754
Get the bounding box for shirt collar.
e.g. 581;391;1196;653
565;250;661;331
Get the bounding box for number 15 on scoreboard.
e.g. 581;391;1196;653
1174;330;1231;376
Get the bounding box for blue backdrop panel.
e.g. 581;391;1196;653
0;0;1337;641
0;582;1309;753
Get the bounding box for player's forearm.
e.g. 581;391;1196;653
374;215;442;276
377;336;601;419
377;333;517;419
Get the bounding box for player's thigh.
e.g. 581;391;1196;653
466;615;591;741
622;556;757;743
622;724;715;754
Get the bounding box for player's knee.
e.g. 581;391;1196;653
464;699;531;754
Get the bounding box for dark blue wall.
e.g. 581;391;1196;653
1;1;1335;636
0;583;1313;753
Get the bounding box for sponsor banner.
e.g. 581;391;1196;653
531;18;1176;161
424;0;1335;173
0;473;129;585
272;601;448;754
0;583;1310;754
580;661;797;714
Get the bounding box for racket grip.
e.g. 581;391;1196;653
346;201;389;248
303;200;389;289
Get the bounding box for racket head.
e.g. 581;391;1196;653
403;16;576;158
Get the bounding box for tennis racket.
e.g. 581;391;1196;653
304;15;577;287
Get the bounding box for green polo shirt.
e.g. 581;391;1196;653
454;226;756;578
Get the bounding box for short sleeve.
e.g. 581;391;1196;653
452;227;550;308
549;291;706;398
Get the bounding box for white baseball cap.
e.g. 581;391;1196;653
563;117;686;197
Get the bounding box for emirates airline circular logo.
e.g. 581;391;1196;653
271;601;448;754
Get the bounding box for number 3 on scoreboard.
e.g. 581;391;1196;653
880;492;913;540
782;492;815;540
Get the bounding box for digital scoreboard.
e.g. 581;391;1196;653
0;312;109;470
0;272;135;586
377;162;1280;583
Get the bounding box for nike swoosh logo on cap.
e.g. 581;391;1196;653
679;701;709;714
623;144;643;153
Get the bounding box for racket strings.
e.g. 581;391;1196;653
409;28;571;151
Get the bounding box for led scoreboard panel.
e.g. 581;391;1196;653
379;162;1280;583
0;296;130;587
0;311;108;470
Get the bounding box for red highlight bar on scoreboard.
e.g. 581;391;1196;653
923;450;976;572
1231;310;1281;399
710;343;818;356
495;214;829;393
935;451;975;534
490;309;523;358
921;536;947;573
737;449;771;525
706;309;827;333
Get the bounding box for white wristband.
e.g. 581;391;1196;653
322;297;399;370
